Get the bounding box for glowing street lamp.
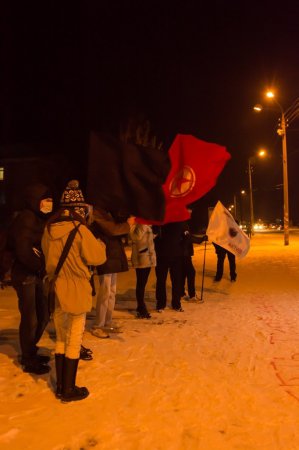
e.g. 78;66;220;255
231;190;246;222
254;91;299;245
248;149;267;236
240;190;246;223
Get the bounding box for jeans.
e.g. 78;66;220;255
53;302;86;359
14;275;49;362
94;273;117;327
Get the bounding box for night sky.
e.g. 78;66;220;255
1;1;299;227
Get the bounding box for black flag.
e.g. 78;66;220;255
86;132;171;221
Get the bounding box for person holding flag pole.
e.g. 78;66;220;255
206;201;250;282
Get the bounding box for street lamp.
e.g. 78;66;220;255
254;92;299;245
233;190;246;223
240;190;246;223
248;149;267;236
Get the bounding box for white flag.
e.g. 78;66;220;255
206;201;250;259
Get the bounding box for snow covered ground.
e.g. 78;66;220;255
1;231;299;450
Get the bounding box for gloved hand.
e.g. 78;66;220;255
201;234;208;242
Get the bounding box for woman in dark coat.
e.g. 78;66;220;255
10;183;53;374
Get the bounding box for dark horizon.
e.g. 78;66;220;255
1;2;299;226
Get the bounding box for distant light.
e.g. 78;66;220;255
253;104;263;112
241;190;246;194
0;167;4;181
266;91;275;98
258;149;266;157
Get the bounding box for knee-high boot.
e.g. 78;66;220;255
55;354;65;398
61;357;89;402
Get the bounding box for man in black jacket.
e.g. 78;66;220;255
181;223;207;302
10;183;53;374
153;221;187;312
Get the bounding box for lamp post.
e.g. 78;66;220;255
255;92;299;246
231;190;246;223
280;112;289;245
248;158;254;236
266;91;290;245
240;190;246;223
233;195;237;218
247;150;266;237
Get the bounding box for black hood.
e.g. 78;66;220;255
24;183;52;213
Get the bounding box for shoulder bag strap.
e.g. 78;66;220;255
54;223;81;276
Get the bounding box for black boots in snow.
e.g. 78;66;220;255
60;357;89;402
55;354;89;402
55;353;64;398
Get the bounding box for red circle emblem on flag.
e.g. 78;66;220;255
169;166;196;198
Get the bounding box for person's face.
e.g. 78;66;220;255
40;198;53;214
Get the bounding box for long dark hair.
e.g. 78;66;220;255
46;208;87;234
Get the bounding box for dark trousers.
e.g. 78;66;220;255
216;251;236;279
155;257;182;310
14;276;49;362
181;256;196;298
135;267;151;312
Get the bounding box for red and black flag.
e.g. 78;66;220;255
137;134;231;224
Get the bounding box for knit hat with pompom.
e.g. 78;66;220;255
60;179;87;218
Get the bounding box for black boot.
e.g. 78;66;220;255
61;357;89;402
22;356;50;375
20;354;50;365
55;354;65;398
80;345;93;361
136;310;151;319
136;303;151;319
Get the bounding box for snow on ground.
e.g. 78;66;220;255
1;232;299;450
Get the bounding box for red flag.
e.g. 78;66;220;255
138;134;231;224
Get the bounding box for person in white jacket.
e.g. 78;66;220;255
42;180;106;402
130;220;156;318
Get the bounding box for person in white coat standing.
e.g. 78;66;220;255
42;180;106;402
130;220;156;319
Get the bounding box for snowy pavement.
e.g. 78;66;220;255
1;232;299;450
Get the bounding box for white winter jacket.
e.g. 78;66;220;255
130;224;156;268
42;221;106;314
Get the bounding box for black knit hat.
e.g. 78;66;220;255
60;180;87;218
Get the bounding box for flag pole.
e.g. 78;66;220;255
199;240;207;302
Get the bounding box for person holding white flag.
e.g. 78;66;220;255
212;243;237;282
206;201;250;281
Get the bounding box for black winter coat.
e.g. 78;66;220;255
10;183;52;284
90;208;129;275
182;232;207;257
153;222;188;259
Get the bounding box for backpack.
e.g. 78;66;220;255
0;226;14;288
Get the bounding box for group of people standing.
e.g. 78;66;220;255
8;178;235;403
